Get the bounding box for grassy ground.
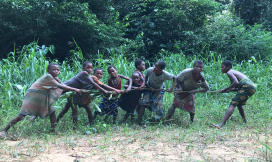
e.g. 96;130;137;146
0;43;271;161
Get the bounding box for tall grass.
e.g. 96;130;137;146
0;42;271;138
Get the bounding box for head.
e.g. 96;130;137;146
221;60;232;73
132;72;140;84
107;65;118;78
135;59;145;71
93;68;103;80
193;60;204;74
82;61;93;74
153;61;166;75
47;63;60;77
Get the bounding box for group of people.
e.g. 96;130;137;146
0;59;257;139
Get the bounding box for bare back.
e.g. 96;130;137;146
227;69;247;84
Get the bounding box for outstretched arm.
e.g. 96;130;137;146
58;85;81;93
102;84;124;94
119;74;132;92
81;71;109;94
219;72;239;93
166;75;177;93
123;85;139;89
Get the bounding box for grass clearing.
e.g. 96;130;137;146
0;42;272;161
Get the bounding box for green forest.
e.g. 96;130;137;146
1;0;272;61
0;0;272;161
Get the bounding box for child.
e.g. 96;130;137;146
0;63;82;139
134;59;146;86
91;68;123;94
85;68;124;127
94;65;132;124
119;72;143;123
212;60;257;129
133;60;146;114
56;62;110;127
137;61;177;125
166;60;209;123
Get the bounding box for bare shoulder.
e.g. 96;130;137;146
227;69;245;76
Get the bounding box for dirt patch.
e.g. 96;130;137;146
0;130;271;162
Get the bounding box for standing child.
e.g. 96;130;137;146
134;59;145;86
134;60;146;114
212;60;257;129
94;65;132;124
137;61;177;125
91;68;123;94
56;62;110;127
119;72;143;123
166;60;209;123
0;63;82;139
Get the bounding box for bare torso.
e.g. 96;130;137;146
227;69;247;83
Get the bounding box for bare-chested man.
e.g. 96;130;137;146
212;60;257;129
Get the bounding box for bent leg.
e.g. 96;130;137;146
3;114;26;132
113;115;117;124
190;112;195;122
212;105;236;129
71;104;78;128
137;105;145;125
166;104;177;120
134;100;141;114
122;112;130;123
84;104;93;126
237;105;247;123
50;112;57;132
56;100;71;123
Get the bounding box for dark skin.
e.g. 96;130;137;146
0;65;82;139
137;63;177;125
166;63;209;123
56;63;110;128
97;67;132;124
212;64;248;129
93;70;124;94
134;61;146;89
122;73;141;123
134;61;146;113
87;70;124;127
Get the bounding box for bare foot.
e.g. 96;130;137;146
28;116;37;122
212;123;222;129
0;131;6;140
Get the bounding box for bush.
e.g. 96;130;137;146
203;12;272;60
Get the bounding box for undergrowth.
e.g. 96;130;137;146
0;42;271;161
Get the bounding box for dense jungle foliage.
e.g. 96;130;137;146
1;0;272;61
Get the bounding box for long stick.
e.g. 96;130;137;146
128;88;220;93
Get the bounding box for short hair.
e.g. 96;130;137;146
222;60;232;68
132;72;140;77
47;63;59;70
193;60;204;66
93;67;102;74
135;59;144;68
107;65;117;71
83;61;92;68
156;61;166;69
